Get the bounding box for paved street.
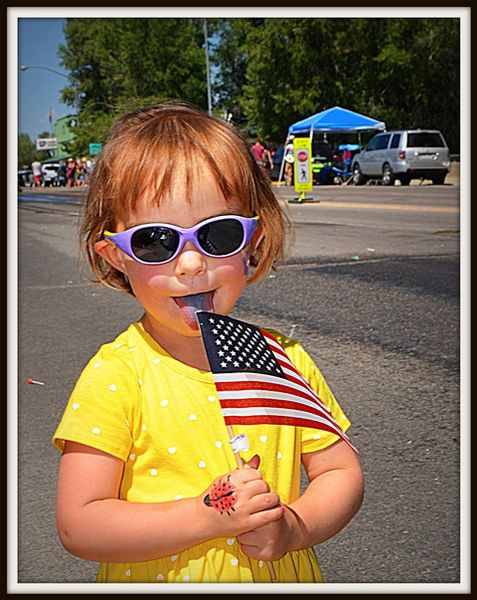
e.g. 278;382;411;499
13;182;467;591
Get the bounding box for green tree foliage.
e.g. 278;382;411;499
18;133;37;169
54;17;461;155
57;18;208;155
215;18;460;151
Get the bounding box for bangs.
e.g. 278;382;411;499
100;108;260;222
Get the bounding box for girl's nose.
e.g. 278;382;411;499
174;241;207;277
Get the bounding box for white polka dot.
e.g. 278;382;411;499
129;453;136;461
215;441;223;448
189;413;197;421
150;469;158;476
230;558;239;566
183;575;190;582
313;434;321;440
72;403;80;410
277;452;283;459
168;447;177;455
142;424;148;431
92;427;101;435
109;384;117;392
138;379;143;386
207;395;216;403
198;460;206;469
171;555;177;562
156;573;164;581
226;538;235;545
114;343;122;349
260;435;268;443
160;400;169;407
153;358;161;364
129;347;137;352
174;494;183;500
125;568;131;577
258;560;264;568
93;362;101;368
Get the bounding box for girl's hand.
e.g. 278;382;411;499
198;455;283;538
237;505;295;562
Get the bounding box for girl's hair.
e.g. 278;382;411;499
81;102;291;293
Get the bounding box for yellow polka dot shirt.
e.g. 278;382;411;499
53;322;350;583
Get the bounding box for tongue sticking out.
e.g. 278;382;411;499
173;292;215;330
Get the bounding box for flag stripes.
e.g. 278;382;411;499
196;311;358;454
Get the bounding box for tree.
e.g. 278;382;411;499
18;133;37;169
57;18;209;155
213;18;460;151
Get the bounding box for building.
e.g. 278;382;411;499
49;115;77;161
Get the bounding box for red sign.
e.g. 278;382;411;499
297;150;308;162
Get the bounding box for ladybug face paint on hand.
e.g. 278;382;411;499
203;475;238;515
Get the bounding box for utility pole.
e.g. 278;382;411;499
204;19;212;116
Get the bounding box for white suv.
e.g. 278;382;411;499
351;129;450;186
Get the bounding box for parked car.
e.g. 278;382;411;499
18;169;34;188
41;163;63;187
351;129;450;186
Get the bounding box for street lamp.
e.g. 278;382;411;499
20;64;69;79
203;20;212;117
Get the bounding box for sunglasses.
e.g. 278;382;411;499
104;215;260;265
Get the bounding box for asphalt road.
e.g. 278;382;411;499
13;184;466;591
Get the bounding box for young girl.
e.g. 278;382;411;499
53;103;364;584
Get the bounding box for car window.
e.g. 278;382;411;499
366;136;381;152
376;134;391;150
407;132;446;148
390;133;401;148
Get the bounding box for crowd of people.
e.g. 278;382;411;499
26;156;96;189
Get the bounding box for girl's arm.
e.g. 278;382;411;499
56;441;283;563
237;440;364;561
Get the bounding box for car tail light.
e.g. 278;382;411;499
399;151;406;160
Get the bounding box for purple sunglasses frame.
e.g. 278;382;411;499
104;214;260;265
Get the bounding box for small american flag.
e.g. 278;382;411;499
196;311;358;454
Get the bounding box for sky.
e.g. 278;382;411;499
18;18;69;140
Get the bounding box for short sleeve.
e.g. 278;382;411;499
52;344;139;462
269;330;351;454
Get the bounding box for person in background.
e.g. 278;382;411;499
250;138;273;172
284;135;295;186
31;158;42;188
66;157;77;188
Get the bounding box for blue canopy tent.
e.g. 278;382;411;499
278;106;386;184
288;105;385;135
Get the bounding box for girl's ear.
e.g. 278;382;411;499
93;240;127;274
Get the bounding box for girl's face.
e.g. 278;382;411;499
95;166;259;357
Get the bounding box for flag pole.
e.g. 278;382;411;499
226;424;277;581
227;425;245;467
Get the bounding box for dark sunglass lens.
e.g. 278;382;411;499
131;227;179;262
198;219;244;256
